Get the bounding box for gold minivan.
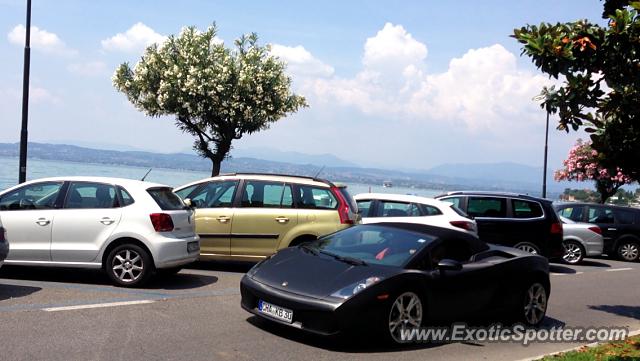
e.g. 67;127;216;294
174;173;358;261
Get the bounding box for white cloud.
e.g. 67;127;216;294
270;44;334;78
67;61;108;76
303;23;553;131
2;86;61;105
101;22;166;52
7;24;77;56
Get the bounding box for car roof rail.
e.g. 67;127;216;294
218;172;335;186
437;190;543;199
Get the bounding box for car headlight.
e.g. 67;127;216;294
330;277;382;299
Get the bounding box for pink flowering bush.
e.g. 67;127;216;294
555;139;632;203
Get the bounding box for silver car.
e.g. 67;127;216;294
561;216;604;264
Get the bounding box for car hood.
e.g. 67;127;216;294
250;247;400;299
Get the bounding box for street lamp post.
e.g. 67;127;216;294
542;110;550;198
18;0;32;184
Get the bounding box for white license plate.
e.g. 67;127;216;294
258;300;293;323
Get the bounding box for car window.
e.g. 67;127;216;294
0;182;63;210
614;209;636;225
421;204;442;216
64;182;119;209
375;201;422;217
512;199;543;218
440;196;463;209
588;207;615;224
296;185;338;209
174;184;200;200
356;200;372;217
557;205;584;222
241;181;293;208
118;186;135;207
467;197;507;218
429;238;473;265
190;180;237;208
147;187;184;210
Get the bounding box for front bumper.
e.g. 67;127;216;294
151;234;200;269
241;275;373;336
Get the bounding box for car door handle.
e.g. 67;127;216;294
35;218;50;226
216;216;230;223
607;228;617;231
100;217;115;225
275;217;289;223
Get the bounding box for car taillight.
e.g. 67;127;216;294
588;226;602;235
331;187;354;225
550;222;563;235
450;221;476;232
150;213;174;232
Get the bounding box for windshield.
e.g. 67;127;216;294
307;224;435;267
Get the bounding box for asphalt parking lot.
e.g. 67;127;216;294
0;258;639;361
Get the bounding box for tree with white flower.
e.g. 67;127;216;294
113;24;307;176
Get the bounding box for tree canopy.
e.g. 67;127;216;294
113;25;307;176
513;0;640;179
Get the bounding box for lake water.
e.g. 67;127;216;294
0;156;441;197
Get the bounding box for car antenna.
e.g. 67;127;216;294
141;168;153;181
314;165;325;178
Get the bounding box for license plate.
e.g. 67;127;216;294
258;300;293;323
187;241;200;253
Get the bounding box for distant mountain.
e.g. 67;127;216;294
0;142;567;197
231;147;358;168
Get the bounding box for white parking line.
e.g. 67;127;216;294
42;300;155;312
606;268;634;272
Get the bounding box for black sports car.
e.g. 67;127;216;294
240;223;550;343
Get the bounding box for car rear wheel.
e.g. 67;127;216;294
106;244;153;287
387;291;423;344
617;241;639;262
514;242;540;255
562;241;584;264
521;282;548;326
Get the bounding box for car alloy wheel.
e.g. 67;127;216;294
562;241;584;264
515;243;539;255
618;242;639;262
523;283;547;326
388;291;423;343
112;249;144;283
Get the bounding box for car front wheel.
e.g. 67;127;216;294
514;242;540;255
106;244;153;287
521;282;548;327
617;240;639;262
387;291;423;344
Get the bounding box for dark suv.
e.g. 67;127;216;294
435;191;564;258
554;202;640;262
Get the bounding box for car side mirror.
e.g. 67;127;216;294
437;259;462;272
183;198;194;208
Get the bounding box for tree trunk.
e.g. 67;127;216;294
211;159;222;177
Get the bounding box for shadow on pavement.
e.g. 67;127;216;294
577;260;612;268
0;265;218;290
588;305;640;321
0;283;41;301
549;265;577;274
186;260;254;274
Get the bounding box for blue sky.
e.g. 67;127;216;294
0;0;607;171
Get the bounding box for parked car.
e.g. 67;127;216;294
0;219;8;269
560;216;604;264
241;222;550;343
174;173;358;261
554;202;640;262
0;177;200;287
435;191;564;258
354;193;477;236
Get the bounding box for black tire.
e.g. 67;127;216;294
562;240;585;264
515;281;548;327
616;240;640;262
514;242;541;255
105;244;153;287
157;266;183;276
385;291;424;344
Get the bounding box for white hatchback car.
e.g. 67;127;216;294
354;193;478;236
0;177;200;287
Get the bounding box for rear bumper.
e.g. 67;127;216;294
241;275;360;336
150;234;200;269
